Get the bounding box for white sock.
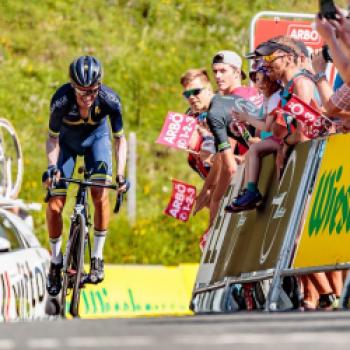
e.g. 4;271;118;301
92;230;107;260
49;237;63;265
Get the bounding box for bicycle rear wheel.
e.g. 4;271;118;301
61;213;86;318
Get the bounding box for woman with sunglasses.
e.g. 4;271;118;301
42;56;129;296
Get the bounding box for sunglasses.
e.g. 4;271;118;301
183;87;204;99
262;54;287;63
74;85;100;96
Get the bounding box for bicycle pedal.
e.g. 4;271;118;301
79;273;89;286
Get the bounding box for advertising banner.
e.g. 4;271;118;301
164;179;196;222
195;142;312;285
293;134;350;268
195;166;245;285
156;112;198;151
67;264;198;318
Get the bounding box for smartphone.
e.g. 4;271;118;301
319;0;337;20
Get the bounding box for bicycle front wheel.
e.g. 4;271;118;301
61;213;86;318
70;213;86;317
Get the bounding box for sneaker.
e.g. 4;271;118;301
300;300;317;311
47;262;63;296
89;257;104;284
224;189;247;213
318;293;336;310
232;188;247;205
225;190;263;213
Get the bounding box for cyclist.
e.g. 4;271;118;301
42;56;129;296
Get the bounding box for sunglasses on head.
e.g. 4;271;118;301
183;87;204;99
74;85;100;96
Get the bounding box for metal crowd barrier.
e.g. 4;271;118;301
191;133;350;312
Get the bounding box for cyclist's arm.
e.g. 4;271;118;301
114;135;127;177
47;90;65;166
46;135;60;166
103;88;127;177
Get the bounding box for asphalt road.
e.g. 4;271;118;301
1;311;350;350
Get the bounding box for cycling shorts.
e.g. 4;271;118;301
51;129;112;196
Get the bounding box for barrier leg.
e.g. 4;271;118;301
340;273;350;309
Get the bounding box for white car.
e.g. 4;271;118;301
0;203;50;321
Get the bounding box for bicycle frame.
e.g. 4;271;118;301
59;175;117;318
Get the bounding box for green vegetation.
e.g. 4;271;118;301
0;0;340;264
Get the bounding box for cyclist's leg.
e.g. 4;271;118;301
46;144;76;295
85;133;112;282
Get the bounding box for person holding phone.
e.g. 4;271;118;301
316;1;350;84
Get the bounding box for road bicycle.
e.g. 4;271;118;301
46;167;126;318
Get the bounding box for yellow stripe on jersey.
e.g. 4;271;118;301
113;129;124;138
91;173;113;182
48;129;60;138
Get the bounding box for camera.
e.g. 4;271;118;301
322;45;333;63
319;0;337;20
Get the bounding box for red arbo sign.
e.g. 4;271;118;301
255;19;323;49
287;23;322;46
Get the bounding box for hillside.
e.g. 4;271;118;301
0;0;336;264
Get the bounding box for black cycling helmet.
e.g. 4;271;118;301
69;55;102;87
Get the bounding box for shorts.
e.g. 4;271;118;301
51;130;113;196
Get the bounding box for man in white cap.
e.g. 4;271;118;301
194;51;262;249
212;50;262;106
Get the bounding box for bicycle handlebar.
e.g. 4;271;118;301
44;176;127;213
59;177;118;190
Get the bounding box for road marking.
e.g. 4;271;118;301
66;336;154;348
0;340;15;350
174;332;350;345
27;338;60;349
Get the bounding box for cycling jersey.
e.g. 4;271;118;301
49;83;123;139
48;83;123;196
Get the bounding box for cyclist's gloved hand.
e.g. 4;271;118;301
116;175;130;193
42;165;59;187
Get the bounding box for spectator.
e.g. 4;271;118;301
311;48;350;124
224;37;314;211
180;69;216;180
315;8;350;85
225;62;282;212
212;50;263;155
194;51;262;247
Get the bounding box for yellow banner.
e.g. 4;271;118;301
66;264;198;318
293;134;350;268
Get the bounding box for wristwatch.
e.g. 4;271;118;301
313;71;327;83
